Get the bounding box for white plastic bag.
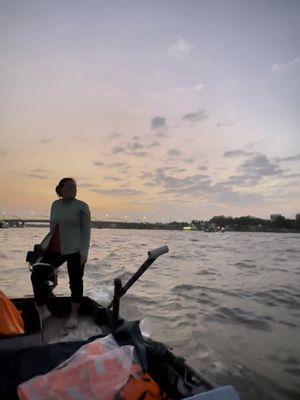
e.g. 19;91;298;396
18;335;135;400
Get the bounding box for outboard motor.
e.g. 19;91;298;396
26;245;57;298
30;263;57;297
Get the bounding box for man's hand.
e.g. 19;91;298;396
80;255;87;267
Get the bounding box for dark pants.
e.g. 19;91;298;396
31;250;85;306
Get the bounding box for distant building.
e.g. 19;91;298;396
296;214;300;221
270;214;282;221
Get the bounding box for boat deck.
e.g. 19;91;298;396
0;297;111;352
41;314;105;344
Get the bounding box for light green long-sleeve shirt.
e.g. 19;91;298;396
49;198;91;258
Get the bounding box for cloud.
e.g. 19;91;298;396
217;122;233;128
276;154;300;162
118;168;131;177
283;172;300;179
198;165;207;171
127;151;148;157
27;174;48;179
79;183;95;189
139;171;153;180
147;141;160;149
155;132;168;138
223;150;248;158
107;133;122;139
221;153;283;187
112;146;125;154
91;188;143;197
0;150;6;156
93;161;132;175
94;161;130;168
164;166;187;173
110;162;128;168
215;188;264;207
139;167;265;207
194;84;204;91
143;168;212;194
109;142;148;157
239;154;282;176
103;176;122;182
229;79;240;86
182;110;208;123
151;116;166;130
127;141;144;150
167;38;193;60
27;169;49;179
168;148;182;157
39;139;51;144
132;136;141;141
123;141;148;157
272;56;300;73
183;157;195;164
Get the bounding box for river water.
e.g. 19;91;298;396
0;228;299;399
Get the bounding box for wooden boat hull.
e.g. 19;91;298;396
0;296;215;400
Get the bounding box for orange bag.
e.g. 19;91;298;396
0;290;25;336
119;364;172;400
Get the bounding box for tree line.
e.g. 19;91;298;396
191;215;300;232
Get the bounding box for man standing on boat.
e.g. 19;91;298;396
31;177;91;328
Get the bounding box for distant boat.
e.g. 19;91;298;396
0;220;9;228
182;224;197;231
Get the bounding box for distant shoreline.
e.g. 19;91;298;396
1;221;299;233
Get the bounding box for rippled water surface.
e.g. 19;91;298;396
1;228;299;399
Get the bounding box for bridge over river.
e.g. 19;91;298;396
1;219;185;230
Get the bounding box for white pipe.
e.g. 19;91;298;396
148;245;169;260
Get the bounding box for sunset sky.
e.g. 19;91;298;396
1;0;299;222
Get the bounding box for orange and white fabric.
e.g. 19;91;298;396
119;365;172;400
17;335;135;400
